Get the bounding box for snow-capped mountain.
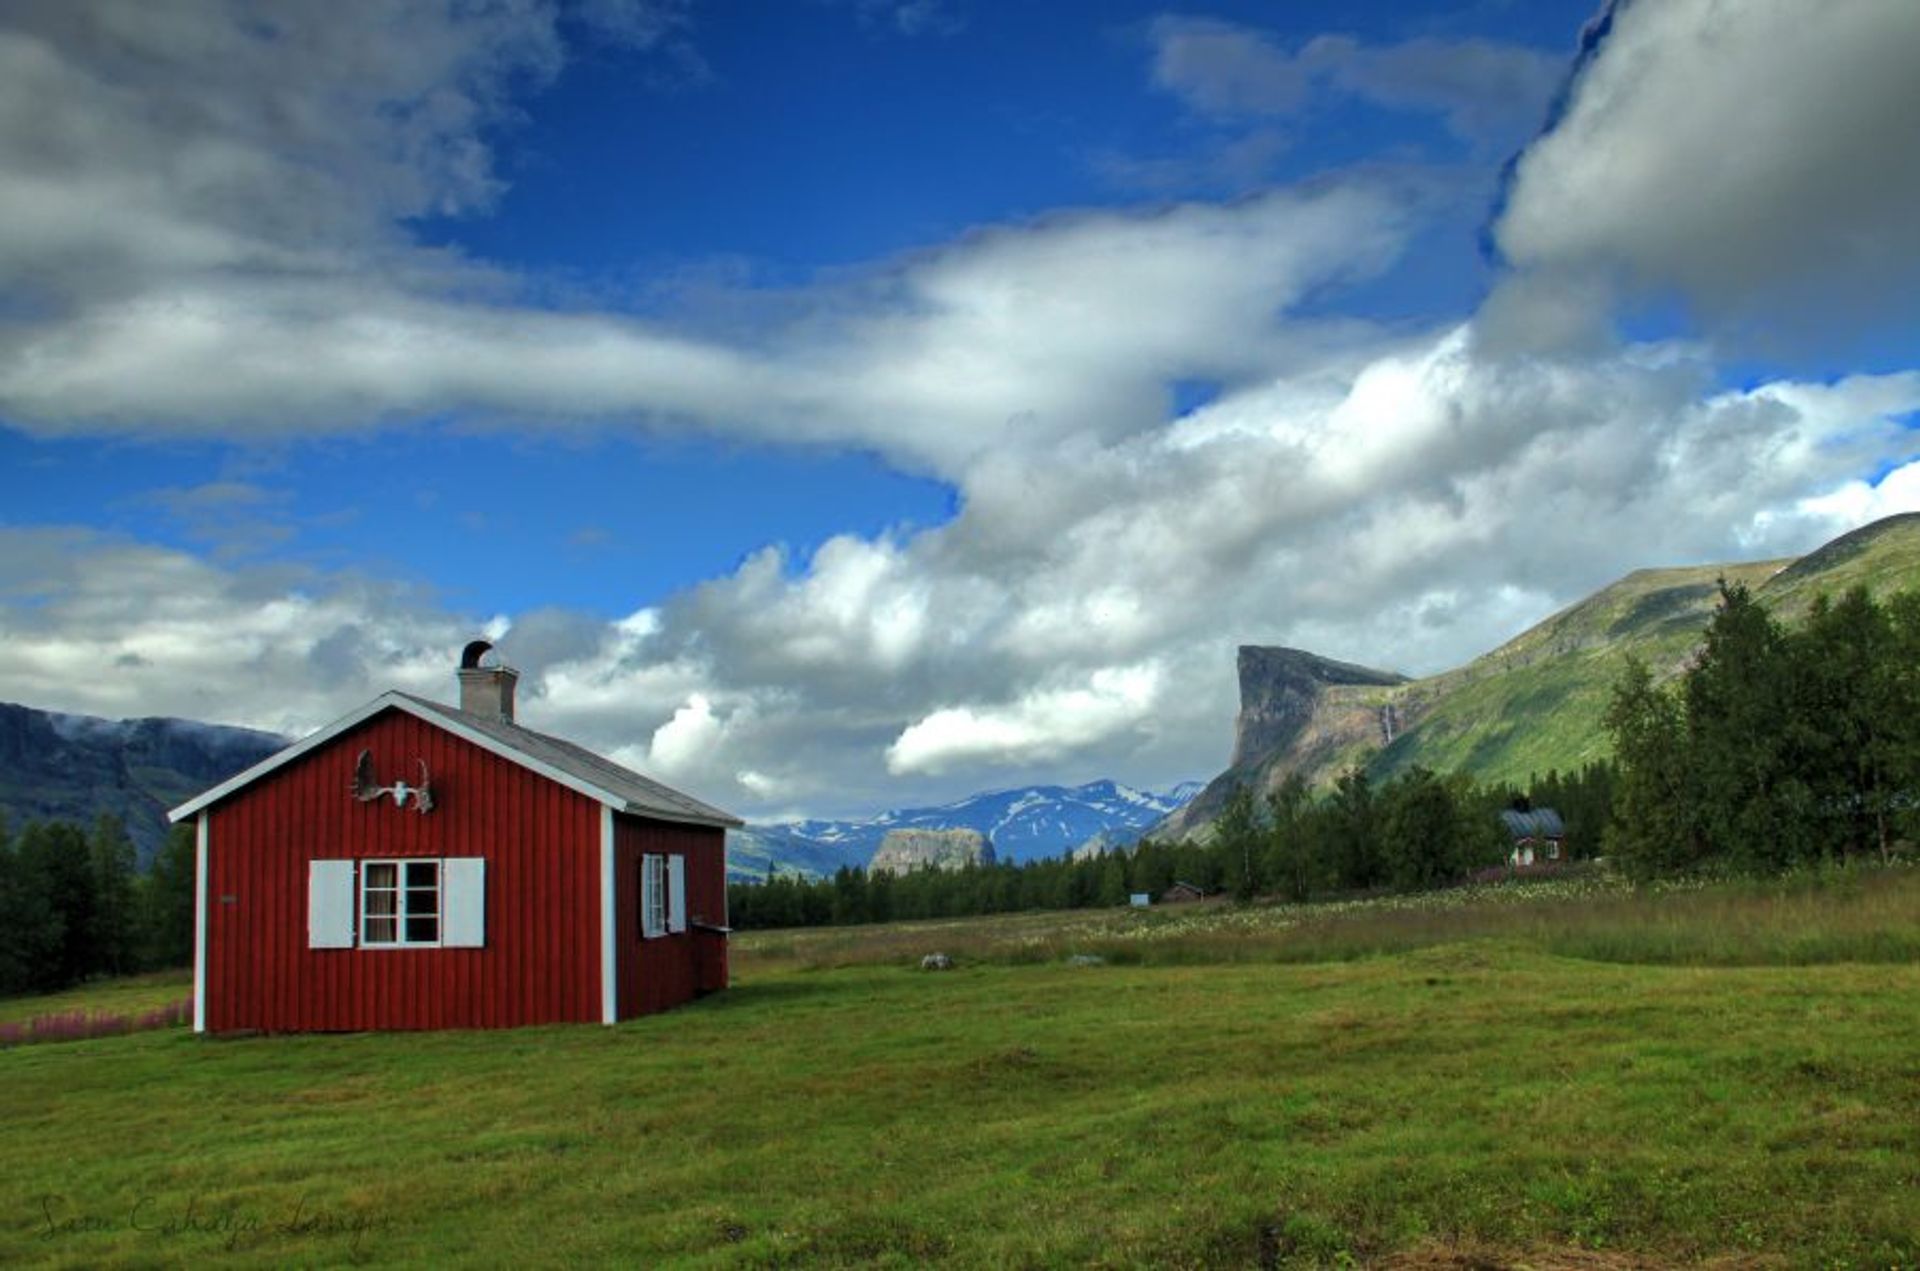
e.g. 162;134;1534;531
727;779;1203;880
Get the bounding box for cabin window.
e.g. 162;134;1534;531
641;854;668;938
308;857;485;950
362;859;440;946
640;853;687;938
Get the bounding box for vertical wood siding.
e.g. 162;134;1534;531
614;816;729;1019
204;709;602;1032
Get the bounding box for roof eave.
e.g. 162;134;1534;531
624;803;745;830
167;692;745;831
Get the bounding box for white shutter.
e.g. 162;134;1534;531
308;860;355;948
667;855;687;934
442;857;486;948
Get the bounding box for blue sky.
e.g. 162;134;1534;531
3;0;1581;616
4;0;1920;819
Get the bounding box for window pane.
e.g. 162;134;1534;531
365;862;397;889
364;916;397;944
405;915;439;943
405;861;438;888
365;890;397;917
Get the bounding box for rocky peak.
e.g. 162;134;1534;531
1230;647;1406;768
868;827;995;875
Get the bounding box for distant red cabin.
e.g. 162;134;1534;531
167;642;741;1034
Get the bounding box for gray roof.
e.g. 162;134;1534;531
1499;807;1566;840
170;690;742;828
394;693;742;828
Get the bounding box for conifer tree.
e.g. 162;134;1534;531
1604;657;1699;878
1263;773;1319;902
1685;581;1815;870
88;813;138;977
1213;783;1263;901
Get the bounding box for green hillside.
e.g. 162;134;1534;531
1183;514;1920;831
1368;556;1783;785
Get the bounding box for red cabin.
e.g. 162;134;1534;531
167;642;741;1034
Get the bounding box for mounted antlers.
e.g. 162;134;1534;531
350;749;435;813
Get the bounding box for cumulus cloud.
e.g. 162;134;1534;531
887;665;1165;776
13;342;1920;817
8;1;1920;821
1492;0;1920;350
0;1;1411;475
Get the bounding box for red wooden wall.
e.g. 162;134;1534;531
203;708;603;1032
613;815;729;1020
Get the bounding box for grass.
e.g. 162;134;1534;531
736;863;1920;973
0;969;191;1026
3;872;1918;1268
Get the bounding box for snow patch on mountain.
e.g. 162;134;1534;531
728;778;1202;880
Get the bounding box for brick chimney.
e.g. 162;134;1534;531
457;640;518;723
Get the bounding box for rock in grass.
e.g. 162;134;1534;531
1066;954;1106;967
921;953;954;970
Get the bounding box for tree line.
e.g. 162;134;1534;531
13;581;1881;973
1606;581;1920;878
726;761;1617;931
0;815;195;996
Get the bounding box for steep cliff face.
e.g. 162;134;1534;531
1155;648;1405;841
1229;647;1409;767
868;827;996;875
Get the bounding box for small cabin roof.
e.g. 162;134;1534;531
168;690;742;829
1498;807;1566;840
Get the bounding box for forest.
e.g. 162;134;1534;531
0;815;194;996
727;762;1617;931
731;581;1920;931
1606;581;1920;877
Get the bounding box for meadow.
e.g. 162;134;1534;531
2;867;1916;1268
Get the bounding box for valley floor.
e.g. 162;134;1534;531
3;871;1917;1268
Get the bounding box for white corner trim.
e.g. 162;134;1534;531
600;806;618;1026
193;812;209;1034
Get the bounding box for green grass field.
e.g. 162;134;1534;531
0;969;191;1028
4;870;1918;1268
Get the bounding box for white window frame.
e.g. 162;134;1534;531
641;853;668;939
361;858;443;948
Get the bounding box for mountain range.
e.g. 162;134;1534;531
0;702;287;864
1155;513;1920;840
20;516;1915;874
0;693;1200;881
727;779;1203;880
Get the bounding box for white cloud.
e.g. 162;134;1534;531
1795;464;1920;530
886;665;1165;776
1494;0;1920;347
10;340;1920;819
0;2;1415;487
648;693;726;776
6;1;1920;823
